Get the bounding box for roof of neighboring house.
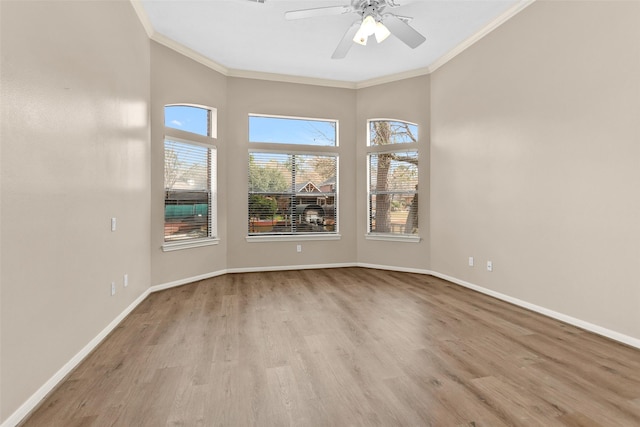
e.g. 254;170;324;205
320;176;336;186
296;181;322;193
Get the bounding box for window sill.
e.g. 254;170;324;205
365;233;421;243
162;237;220;252
246;234;341;243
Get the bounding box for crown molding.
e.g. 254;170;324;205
227;69;358;89
151;32;230;76
129;0;535;88
355;67;431;89
149;33;360;89
129;0;154;38
427;0;535;74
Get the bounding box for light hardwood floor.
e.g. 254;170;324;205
22;268;640;426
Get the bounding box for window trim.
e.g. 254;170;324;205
166;103;217;139
162;104;218;251
247;150;339;237
366;119;420;241
248;148;339;157
367;118;418;148
246;234;342;243
247;114;340;239
248;113;339;147
162;237;220;252
165;134;216;151
365;233;420;243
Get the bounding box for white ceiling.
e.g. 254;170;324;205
138;0;528;84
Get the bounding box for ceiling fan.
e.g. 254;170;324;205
284;0;426;59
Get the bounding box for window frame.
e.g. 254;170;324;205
246;114;340;242
248;113;338;147
366;118;420;243
162;104;219;252
165;104;217;138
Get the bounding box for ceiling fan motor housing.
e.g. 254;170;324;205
361;2;383;20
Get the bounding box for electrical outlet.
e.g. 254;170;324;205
487;261;493;272
111;217;117;232
296;244;302;253
111;282;116;296
468;257;474;267
124;274;128;287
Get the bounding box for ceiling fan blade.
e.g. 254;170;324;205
382;15;426;49
331;22;360;59
285;5;352;20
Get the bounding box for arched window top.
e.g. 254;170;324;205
367;119;418;146
165;104;216;138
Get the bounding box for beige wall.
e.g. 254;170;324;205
430;0;640;339
150;42;229;286
0;0;151;422
226;78;358;269
356;76;431;269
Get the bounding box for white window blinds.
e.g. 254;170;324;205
248;152;337;235
368;151;418;235
164;139;215;242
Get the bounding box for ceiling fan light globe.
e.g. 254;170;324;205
374;22;391;43
353;28;368;45
361;15;377;36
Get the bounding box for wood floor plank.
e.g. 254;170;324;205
20;267;640;426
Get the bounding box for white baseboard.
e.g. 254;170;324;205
226;262;356;274
355;263;640;350
356;262;433;276
1;289;151;427
148;263;358;295
148;269;229;293
429;271;640;350
5;263;639;427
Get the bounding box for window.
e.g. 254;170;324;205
163;105;217;250
249;115;336;146
248;115;338;238
367;120;419;240
165;105;211;136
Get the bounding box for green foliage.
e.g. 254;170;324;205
249;195;277;219
249;155;289;192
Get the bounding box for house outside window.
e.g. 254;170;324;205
163;105;218;251
248;115;339;239
367;119;419;241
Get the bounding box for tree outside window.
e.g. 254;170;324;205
368;120;418;235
